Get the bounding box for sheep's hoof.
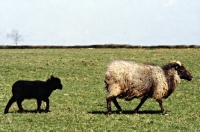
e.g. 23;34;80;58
45;110;51;113
116;110;122;114
118;110;122;114
162;111;168;115
108;111;112;115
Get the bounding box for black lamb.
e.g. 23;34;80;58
4;75;63;114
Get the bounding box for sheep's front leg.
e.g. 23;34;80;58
44;98;50;112
133;97;148;114
156;99;167;115
113;97;122;114
106;97;112;114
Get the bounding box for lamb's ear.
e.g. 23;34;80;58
50;75;54;79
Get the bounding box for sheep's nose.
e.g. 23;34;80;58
190;75;193;80
188;75;193;81
60;84;63;89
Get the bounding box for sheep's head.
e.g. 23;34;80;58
171;61;193;81
47;75;63;90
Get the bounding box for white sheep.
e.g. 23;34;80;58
105;60;193;115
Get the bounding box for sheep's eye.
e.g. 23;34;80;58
175;66;179;70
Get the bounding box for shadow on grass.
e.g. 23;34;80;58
7;109;50;114
88;110;167;115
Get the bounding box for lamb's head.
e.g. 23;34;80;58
170;61;193;81
46;75;63;90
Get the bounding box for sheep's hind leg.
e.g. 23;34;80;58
106;97;122;114
156;99;167;115
106;97;113;114
37;99;42;112
133;97;148;114
17;99;24;112
113;97;122;114
4;96;16;114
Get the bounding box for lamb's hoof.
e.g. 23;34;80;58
18;110;25;113
36;110;41;113
4;110;8;114
133;110;138;114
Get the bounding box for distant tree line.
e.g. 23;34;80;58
0;44;199;49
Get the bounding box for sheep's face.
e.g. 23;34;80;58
175;64;193;81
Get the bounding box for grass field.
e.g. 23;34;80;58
0;48;200;131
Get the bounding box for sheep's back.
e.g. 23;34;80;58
12;80;46;99
106;60;152;82
105;60;154;98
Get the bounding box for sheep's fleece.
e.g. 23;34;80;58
105;60;193;115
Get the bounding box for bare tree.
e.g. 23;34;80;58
6;29;23;45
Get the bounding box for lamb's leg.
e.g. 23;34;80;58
133;97;148;114
44;98;50;112
4;96;15;114
37;99;42;112
156;99;167;115
113;97;122;114
17;99;24;112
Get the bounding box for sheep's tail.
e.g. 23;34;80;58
104;74;116;92
104;79;109;91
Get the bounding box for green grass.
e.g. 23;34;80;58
0;48;200;131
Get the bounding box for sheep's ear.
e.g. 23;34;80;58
50;75;54;79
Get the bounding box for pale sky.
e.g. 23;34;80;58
0;0;200;46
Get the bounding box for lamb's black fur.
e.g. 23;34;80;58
4;75;62;114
